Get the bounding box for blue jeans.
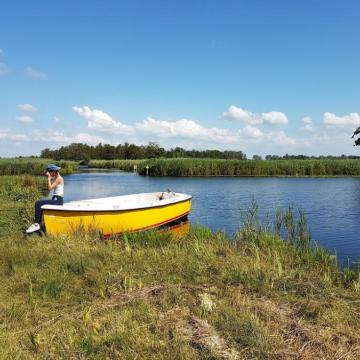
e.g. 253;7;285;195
35;195;63;224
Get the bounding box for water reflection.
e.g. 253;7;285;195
161;218;190;239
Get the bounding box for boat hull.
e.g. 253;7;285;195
43;197;191;236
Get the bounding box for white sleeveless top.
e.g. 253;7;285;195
53;182;64;197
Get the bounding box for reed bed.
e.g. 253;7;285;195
138;158;360;177
0;158;78;175
0;175;359;358
88;159;144;172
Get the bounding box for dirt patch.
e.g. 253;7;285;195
162;307;241;360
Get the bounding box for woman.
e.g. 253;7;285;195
26;164;64;234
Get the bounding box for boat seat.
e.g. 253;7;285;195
157;191;175;201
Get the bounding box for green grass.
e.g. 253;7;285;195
0;175;359;359
137;158;360;177
0;176;46;237
0;158;78;175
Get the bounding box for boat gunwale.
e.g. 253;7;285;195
42;195;192;213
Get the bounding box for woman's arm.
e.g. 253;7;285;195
47;173;61;190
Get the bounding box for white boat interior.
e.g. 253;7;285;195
42;191;192;212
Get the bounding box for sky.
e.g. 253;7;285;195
1;0;360;157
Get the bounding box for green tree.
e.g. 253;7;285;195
352;126;360;145
145;143;165;158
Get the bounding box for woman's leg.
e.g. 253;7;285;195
34;197;63;224
35;200;49;224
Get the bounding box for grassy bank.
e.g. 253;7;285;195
0;175;46;237
137;158;360;177
0;158;78;175
88;159;144;172
0;176;360;358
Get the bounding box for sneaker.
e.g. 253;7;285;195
26;223;40;234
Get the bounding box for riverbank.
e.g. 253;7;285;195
137;158;360;177
0;176;359;358
88;158;360;177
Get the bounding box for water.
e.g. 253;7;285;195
63;171;360;266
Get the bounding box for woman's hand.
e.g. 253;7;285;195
45;171;50;177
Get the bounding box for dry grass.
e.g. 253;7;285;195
0;227;359;359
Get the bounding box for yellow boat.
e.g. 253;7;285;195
42;191;192;236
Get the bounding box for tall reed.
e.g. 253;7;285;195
0;158;78;175
137;158;360;176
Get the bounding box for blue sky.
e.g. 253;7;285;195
1;0;360;157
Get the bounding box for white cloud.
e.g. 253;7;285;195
300;116;315;132
73;106;134;135
73;105;241;144
261;111;288;125
35;130;104;145
73;105;240;144
241;125;264;140
303;116;312;125
24;66;47;80
35;130;102;145
301;125;314;132
54;116;60;122
239;125;299;146
0;130;28;141
267;130;298;146
16;115;33;124
71;133;105;145
136;119;298;147
17;103;38;112
222;106;259;124
323;112;360;126
0;128;104;146
72;105;301;149
135;117;239;143
29;129;65;142
221;105;288;125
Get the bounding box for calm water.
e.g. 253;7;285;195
63;172;360;266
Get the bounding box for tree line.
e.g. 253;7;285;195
40;142;360;162
261;154;360;160
40;143;247;162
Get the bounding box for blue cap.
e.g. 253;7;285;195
46;164;61;171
